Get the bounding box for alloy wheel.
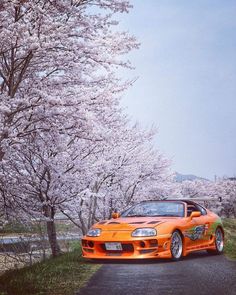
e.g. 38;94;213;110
171;231;183;260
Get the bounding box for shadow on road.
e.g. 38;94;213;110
83;250;218;265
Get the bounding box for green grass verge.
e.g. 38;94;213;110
0;221;37;235
0;221;77;235
0;244;100;295
223;218;236;260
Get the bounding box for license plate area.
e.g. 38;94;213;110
105;242;122;251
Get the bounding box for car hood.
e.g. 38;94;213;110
93;216;181;231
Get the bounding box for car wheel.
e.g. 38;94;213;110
207;227;224;255
170;230;183;261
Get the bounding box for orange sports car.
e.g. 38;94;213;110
82;199;224;261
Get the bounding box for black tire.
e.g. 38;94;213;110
207;227;224;255
170;230;183;261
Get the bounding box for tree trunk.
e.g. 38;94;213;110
0;148;4;162
46;220;61;257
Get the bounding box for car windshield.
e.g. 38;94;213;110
121;201;185;217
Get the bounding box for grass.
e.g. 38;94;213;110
0;221;36;235
0;221;78;236
0;243;100;295
223;218;236;260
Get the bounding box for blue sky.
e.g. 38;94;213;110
119;0;236;179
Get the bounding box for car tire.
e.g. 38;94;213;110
170;230;183;261
207;227;224;255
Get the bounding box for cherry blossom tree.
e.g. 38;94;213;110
60;123;172;234
0;0;139;256
0;0;176;259
175;178;236;217
0;0;138;161
213;179;236;217
179;179;214;198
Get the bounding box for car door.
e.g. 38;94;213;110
194;204;212;246
185;204;209;249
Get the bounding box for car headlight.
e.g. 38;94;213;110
131;228;157;237
87;228;101;237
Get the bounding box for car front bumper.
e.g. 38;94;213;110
82;234;172;259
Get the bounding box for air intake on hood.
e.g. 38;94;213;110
108;222;120;224
147;221;160;224
128;222;145;225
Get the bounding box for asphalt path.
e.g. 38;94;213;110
77;252;236;295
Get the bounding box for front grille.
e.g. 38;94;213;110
122;244;134;252
101;243;134;252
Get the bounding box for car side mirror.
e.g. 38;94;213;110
111;212;120;219
190;211;201;219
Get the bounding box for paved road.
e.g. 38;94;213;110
77;252;236;295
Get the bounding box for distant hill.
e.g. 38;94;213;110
175;172;208;183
